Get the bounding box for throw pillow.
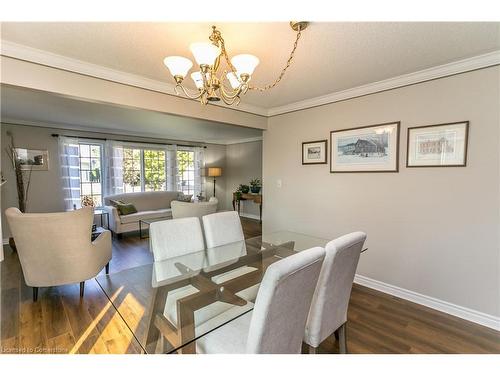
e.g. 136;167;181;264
109;199;124;207
116;202;138;216
176;193;193;202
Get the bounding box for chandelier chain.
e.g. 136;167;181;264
248;26;303;91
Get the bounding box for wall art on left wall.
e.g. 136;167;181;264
14;148;49;171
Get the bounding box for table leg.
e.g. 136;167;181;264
232;198;236;211
259;202;262;223
139;220;143;239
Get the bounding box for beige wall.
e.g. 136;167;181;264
0;123;232;237
263;66;500;317
225;141;263;218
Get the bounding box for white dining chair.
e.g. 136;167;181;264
149;217;251;343
202;211;259;302
202;211;245;248
195;246;326;354
304;232;367;354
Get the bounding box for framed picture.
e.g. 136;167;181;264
406;121;469;167
302;140;328;165
330;122;400;173
14;148;49;171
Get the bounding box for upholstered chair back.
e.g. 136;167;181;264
304;232;366;348
202;211;244;248
149;217;205;261
5;207;112;287
171;197;218;219
246;246;325;353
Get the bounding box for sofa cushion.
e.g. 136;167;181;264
119;209;172;224
104;191;179;211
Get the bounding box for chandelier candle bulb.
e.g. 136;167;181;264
226;72;241;89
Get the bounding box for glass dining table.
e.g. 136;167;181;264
96;231;333;354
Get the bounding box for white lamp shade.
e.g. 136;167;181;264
191;71;205;89
163;56;193;78
226;72;241;89
231;54;260;76
189;42;220;66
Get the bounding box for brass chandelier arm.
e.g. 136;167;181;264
248;25;303;91
175;84;205;100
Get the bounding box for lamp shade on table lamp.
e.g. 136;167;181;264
208;167;222;197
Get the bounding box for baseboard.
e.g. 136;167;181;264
354;274;500;331
239;212;261;221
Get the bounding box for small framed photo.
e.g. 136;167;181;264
330;122;400;173
14;148;49;171
406;121;469;167
302;140;328;165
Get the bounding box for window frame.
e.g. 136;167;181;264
77;141;104;208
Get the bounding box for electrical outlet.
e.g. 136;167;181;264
277;179;282;188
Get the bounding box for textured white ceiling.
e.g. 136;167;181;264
0;86;263;144
1;22;499;108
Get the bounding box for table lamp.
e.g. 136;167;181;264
208;167;222;198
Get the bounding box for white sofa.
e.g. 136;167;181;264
103;191;179;235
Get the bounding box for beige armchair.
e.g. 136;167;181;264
5;207;112;301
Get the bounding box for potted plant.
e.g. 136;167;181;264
250;178;261;194
238;184;250;194
234;190;242;201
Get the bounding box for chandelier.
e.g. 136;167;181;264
163;22;308;106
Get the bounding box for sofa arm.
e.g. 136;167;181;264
103;205;120;233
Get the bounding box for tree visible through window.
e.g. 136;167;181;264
78;143;103;207
144;150;166;191
177;150;195;195
122;148;166;192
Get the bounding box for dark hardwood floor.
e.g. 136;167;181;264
1;217;499;354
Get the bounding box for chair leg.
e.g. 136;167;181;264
334;330;340;341
308;345;317;354
338;323;348;354
105;262;110;274
79;281;85;298
33;287;38;302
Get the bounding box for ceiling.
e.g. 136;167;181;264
0;85;263;144
1;22;499;109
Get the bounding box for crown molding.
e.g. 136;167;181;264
267;50;500;116
0;40;269;117
2;40;499;119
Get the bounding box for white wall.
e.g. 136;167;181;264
225;141;263;219
263;66;500;319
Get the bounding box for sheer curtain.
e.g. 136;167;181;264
104;140;124;196
193;146;205;199
165;144;178;192
58;136;81;210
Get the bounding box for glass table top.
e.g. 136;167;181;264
96;231;329;354
140;217;172;225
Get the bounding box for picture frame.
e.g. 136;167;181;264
406;121;469;167
302;139;328;165
14;148;49;171
330;122;400;173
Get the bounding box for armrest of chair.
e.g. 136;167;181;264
103;205;120;232
91;229;112;266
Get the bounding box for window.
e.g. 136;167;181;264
144;150;166;191
78;143;103;207
177;150;195;195
122;148;166;192
122;148;142;193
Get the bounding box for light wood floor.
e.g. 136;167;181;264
1;217;499;354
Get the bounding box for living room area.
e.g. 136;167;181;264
1;2;499;368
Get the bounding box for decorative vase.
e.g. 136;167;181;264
250;186;261;194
